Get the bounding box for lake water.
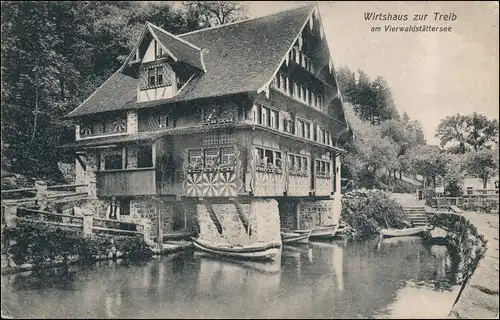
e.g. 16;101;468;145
1;237;461;319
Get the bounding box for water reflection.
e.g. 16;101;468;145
2;239;460;319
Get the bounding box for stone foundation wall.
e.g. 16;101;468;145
159;200;173;234
278;201;295;230
130;199;157;241
197;199;281;245
299;200;338;229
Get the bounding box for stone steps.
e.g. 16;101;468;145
404;206;429;226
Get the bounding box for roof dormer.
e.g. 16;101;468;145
121;22;205;103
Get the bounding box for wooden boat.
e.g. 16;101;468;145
293;224;340;240
379;225;432;238
161;240;193;254
191;237;281;261
281;230;311;244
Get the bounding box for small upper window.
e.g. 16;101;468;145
148;69;156;87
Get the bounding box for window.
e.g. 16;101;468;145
188;149;203;165
313;124;318;141
296;119;311;139
316;160;331;178
80;114;127;137
204;148;220;168
221;147;236;166
107;199;130;220
148;69;156;87
104;154;122;170
261;106;269;126
140;64;171;90
289;153;308;176
264;149;274;165
305;122;311;139
255;104;279;130
255;147;282;173
137;145;153;168
270;110;279;129
138;110;169;132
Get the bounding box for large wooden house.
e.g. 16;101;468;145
63;4;352;245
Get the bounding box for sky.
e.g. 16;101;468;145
246;1;499;145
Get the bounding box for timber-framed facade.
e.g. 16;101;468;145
62;4;352;246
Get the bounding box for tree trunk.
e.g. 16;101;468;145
483;177;488;189
399;171;402;180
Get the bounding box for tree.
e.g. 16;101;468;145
1;1;202;180
181;1;247;28
436;113;499;154
465;112;499;151
462;148;499;189
408;145;449;188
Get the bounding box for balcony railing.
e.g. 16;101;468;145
96;168;156;197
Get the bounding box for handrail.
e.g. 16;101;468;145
93;216;139;224
1;187;37;194
92;226;143;235
47;184;88;189
15;217;83;229
17;208;83;220
96;167;155;173
46;192;88;199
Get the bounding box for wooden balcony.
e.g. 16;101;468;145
97;168;156;197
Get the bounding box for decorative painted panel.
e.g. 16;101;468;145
183;171;238;197
253;171;285;197
315;177;332;196
201;104;238;125
181;144;240;198
288;175;311;196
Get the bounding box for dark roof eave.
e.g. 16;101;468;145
64;89;256;119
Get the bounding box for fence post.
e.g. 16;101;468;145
4;204;17;228
83;213;93;236
35;180;48;209
141;218;154;247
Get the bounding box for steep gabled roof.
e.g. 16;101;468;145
148;23;205;71
66;4;316;118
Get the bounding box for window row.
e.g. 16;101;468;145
289;46;315;73
139;63;172;90
187;147;236;172
253;104;334;147
138;110;170;132
315;160;332;179
273;72;323;110
254;104;279;129
255;147;282;173
288;154;309;177
80;114;127;137
102;145;153;171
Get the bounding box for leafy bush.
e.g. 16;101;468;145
342;189;409;239
4;220;152;267
462;199;499;213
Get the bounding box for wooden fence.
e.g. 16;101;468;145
1;181;149;242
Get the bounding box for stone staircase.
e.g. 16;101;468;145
403;206;429;226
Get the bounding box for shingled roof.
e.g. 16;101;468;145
66;4;316;118
148;23;205;71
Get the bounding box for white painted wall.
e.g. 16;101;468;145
137;39;177;103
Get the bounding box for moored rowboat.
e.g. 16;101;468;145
191;237;281;261
293;224;340;240
379;226;432;238
281;230;311;244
